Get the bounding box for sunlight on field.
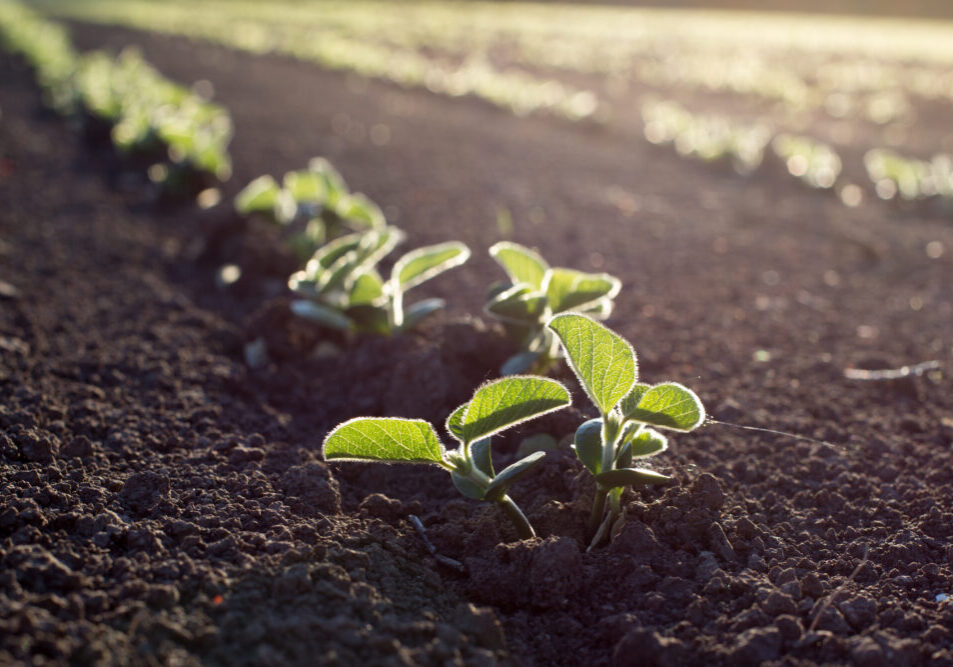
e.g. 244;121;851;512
32;0;953;210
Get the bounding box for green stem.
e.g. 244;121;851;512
588;482;609;540
389;281;404;331
588;487;622;551
497;494;536;540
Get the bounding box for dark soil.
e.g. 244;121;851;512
3;19;953;667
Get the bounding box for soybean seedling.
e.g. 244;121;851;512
323;376;572;539
288;226;470;334
234;157;385;257
547;313;705;550
485;241;620;375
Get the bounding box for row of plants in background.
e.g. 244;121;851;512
0;2;232;194
641;99;771;176
864;148;953;207
234;158;471;337
324;316;705;547
642;97;953;216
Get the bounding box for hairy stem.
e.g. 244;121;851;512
497;494;536;540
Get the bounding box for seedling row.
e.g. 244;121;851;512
0;2;232;196
2;4;709;553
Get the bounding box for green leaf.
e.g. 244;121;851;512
500;350;542;376
283;169;325;203
348;271;384;306
399;298;445;332
548;313;637;415
546;268;621;314
485;284;547;325
594;467;671;488
290;299;353;331
622;382;705;432
308;157;348;200
350;226;405;279
445;403;467;443
489;241;549;290
619;383;651;419
234;175;280;214
311;232;364;269
470;438;494;477
337;192;385;229
573;418;604;475
393;242;470;292
461;376;571;445
627;427;668;458
484;451;546;502
323;417;445;464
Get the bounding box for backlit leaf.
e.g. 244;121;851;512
546;268;621;314
548;313;636;415
485;284;547;325
283;169;325;203
622;382;705;432
489;241;549;290
323;417;445;464
234;174;280;214
461;376;570;445
627;427;668;458
348;270;384;306
393;242;470;292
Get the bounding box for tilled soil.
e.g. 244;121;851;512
2;20;953;667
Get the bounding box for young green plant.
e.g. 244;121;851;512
323;376;571;539
288;226;470;335
485;241;620;375
234;157;384;257
547;313;705;550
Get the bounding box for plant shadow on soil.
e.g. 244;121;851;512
3;23;953;667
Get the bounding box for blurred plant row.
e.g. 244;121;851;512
0;2;232;192
642;98;953;214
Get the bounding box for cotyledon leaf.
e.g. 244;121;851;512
484;451;546;502
548;313;637;416
489;241;549;290
323;417;445;464
461;376;570;445
621;382;705;432
594;467;671;488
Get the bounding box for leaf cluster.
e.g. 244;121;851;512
548;313;705;548
0;5;232;187
485;241;620;375
288;225;470;335
234;157;385;256
324;376;572;538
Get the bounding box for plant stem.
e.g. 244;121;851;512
588;482;609;539
497;494;536;540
